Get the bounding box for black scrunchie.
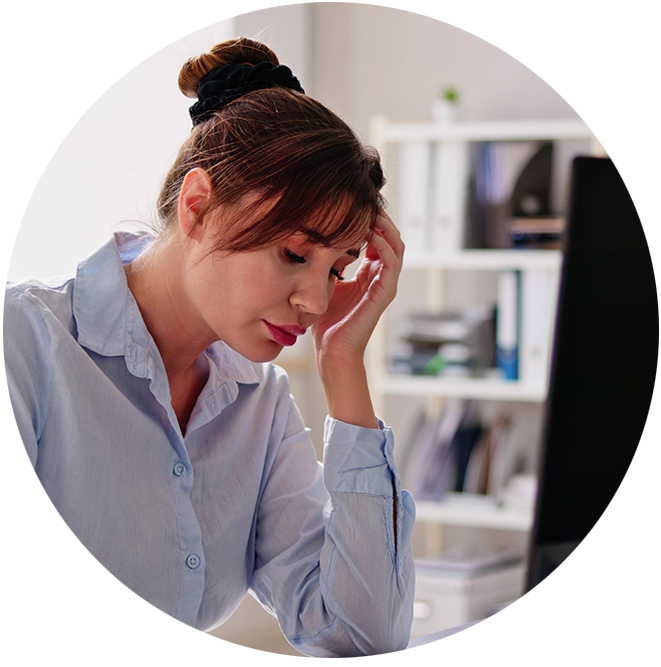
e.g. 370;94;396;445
189;61;305;125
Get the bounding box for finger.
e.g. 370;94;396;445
377;211;400;236
374;214;405;261
369;225;401;265
364;230;381;260
367;230;402;283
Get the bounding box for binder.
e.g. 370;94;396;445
519;269;558;387
496;270;520;380
430;141;470;254
399;141;432;260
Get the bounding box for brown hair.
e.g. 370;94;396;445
156;37;385;252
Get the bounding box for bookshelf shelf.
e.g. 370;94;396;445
378;375;547;402
375;117;594;144
403;249;563;272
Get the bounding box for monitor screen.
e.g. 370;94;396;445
526;156;658;590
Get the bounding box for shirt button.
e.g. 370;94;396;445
186;554;200;569
173;462;186;477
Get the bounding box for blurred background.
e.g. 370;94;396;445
8;3;607;657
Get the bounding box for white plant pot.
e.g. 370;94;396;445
432;98;459;123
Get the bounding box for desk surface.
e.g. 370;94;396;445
403;601;661;657
405;602;555;655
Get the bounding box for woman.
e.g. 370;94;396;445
4;38;415;657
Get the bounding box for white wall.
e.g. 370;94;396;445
8;19;236;283
310;3;580;138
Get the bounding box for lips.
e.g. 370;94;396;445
264;321;306;347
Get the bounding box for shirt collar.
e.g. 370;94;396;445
72;231;261;386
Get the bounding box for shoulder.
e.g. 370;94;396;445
2;280;73;431
4;277;76;346
5;276;75;319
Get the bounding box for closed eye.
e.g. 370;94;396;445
285;248;345;281
284;249;306;264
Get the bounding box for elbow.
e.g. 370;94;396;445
347;592;415;656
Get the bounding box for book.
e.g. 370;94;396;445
423;411;463;501
404;414;446;496
397;407;427;484
462;428;489;495
453;421;485;492
407;400;468;501
463;415;512;496
405;407;517;502
509;215;565;249
485;416;514;498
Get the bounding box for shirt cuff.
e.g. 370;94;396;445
322;416;397;496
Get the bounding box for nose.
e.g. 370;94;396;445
290;272;333;315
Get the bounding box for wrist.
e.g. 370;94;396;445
317;356;377;430
316;347;364;378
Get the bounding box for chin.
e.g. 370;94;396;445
230;341;284;364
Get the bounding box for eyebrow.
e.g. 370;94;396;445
301;229;363;259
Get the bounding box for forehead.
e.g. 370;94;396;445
219;189;375;253
286;230;363;258
300;198;374;249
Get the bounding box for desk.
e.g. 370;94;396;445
405;601;557;656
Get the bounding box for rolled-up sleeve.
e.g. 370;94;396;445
250;400;416;658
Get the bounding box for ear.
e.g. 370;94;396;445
177;168;214;239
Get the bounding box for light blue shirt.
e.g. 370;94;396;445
4;232;415;657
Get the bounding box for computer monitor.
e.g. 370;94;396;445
525;156;658;590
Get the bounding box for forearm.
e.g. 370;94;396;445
317;352;378;430
250;413;416;656
318;419;415;654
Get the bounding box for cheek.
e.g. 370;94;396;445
229;259;291;309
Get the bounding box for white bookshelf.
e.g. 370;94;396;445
368;115;597;535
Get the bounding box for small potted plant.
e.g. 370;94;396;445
432;86;460;123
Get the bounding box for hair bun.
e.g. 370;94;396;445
178;37;280;99
189;61;304;125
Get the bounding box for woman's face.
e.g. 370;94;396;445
181;228;362;362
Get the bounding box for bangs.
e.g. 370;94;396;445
218;180;382;253
300;196;377;249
